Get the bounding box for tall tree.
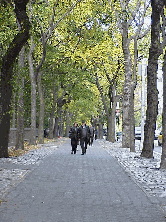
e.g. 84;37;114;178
110;0;151;150
159;7;166;168
15;46;25;150
95;71;120;142
160;52;166;168
141;0;165;158
28;37;37;145
0;0;30;158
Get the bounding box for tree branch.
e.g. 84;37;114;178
45;0;82;42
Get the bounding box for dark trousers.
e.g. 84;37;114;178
90;136;94;146
80;138;87;154
71;138;77;154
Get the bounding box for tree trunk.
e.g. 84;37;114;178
53;108;62;138
28;38;36;145
16;47;25;150
122;21;132;148
107;115;112;141
48;86;57;139
97;115;103;139
12;93;16;128
160;53;166;168
59;114;63;137
37;72;44;144
65;112;70;137
54;116;60;138
130;37;138;152
107;111;116;143
48;117;54;139
141;0;164;158
0;0;30;158
130;88;135;152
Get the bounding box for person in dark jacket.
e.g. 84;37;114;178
78;120;90;155
69;122;79;154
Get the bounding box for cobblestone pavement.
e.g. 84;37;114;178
0;139;166;222
0;138;66;200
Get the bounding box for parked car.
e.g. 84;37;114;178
135;127;141;140
158;132;162;146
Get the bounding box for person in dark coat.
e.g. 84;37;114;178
89;125;94;146
69;122;79;154
78;120;90;155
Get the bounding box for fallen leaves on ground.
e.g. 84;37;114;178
8;139;57;157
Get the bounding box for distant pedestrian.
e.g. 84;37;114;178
69;122;79;154
95;129;98;140
78;120;90;155
44;128;49;138
89;125;94;146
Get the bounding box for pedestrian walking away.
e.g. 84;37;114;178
78;120;90;155
69;122;79;154
95;129;98;140
89;124;94;146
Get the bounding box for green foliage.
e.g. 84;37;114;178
0;3;17;65
1;0;154;135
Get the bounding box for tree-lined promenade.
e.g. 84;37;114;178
0;0;166;167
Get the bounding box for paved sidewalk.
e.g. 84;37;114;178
0;140;166;222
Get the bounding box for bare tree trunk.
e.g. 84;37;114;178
110;90;117;143
65;111;70;137
37;72;44;144
48;117;54;139
98;115;103;139
95;73;116;142
130;89;135;152
122;20;132;148
53;108;62;138
141;0;164;158
28;38;36;145
54;116;60;138
12;93;16;128
160;53;166;168
107;115;112;141
59;114;63;137
130;38;138;152
0;0;30;158
48;86;58;139
52;88;71;138
111;105;116;142
16;47;25;150
107;110;116;142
